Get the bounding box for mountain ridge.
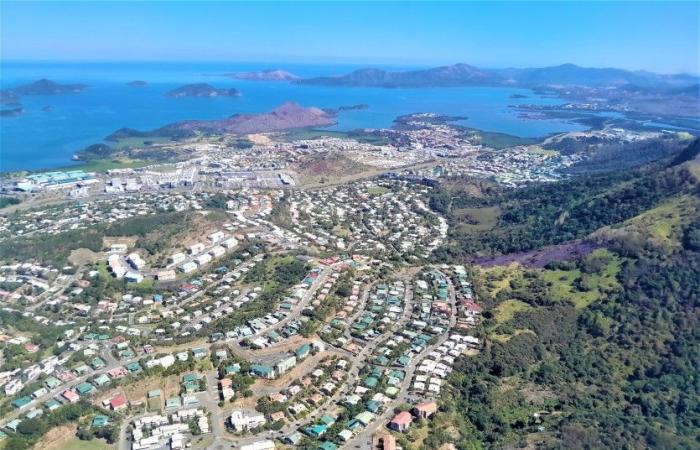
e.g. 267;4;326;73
298;62;699;88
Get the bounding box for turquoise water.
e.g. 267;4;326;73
0;62;586;172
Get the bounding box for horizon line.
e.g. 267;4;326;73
1;58;699;77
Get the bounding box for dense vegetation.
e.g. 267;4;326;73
0;229;103;266
432;223;700;450
2;401;116;450
421;144;700;449
431;145;699;258
0;196;21;209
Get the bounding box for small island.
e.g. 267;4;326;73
0;107;24;117
42;105;53;112
338;104;369;111
12;78;88;95
165;83;241;98
128;80;149;87
0;90;21;105
509;93;529;99
224;69;299;81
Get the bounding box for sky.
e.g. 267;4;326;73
1;1;699;74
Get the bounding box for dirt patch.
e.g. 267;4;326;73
246;334;314;357
112;374;182;405
246;133;272;145
31;424;76;450
475;241;601;268
292;153;377;187
252;350;341;391
68;248;102;266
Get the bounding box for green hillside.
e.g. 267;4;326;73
418;141;700;450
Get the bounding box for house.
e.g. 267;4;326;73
338;429;354;442
275;356;297;375
31;387;47;399
389;411;412;432
229;410;266;431
110;395;128;411
251;364;275;379
93;374;111;386
240;440;275;450
76;382;95;395
381;435;397;450
295;343;311;359
92;415;109;428
107;367;128;379
308;393;323;406
166;397;182;410
11;396;32;410
192;348;207;359
355;411;375;427
223;364;240;376
413;401;438;419
44;399;61;411
319;442;337;450
44;376;61;390
284;431;303;445
126;362;142;373
62;389;80;403
303;423;327;437
269;411;285;423
288;403;307;415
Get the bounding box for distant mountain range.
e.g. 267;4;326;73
298;63;699;89
107;102;335;140
224;69;299;81
165;83;241;98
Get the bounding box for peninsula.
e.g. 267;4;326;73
107;101;335;140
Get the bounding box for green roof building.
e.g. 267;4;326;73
76;382;95;395
127;362;142;373
92;415;109;428
11;396;32;409
148;389;162;398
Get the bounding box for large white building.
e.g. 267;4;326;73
229;411;266;431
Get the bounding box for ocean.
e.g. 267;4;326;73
0;61;587;172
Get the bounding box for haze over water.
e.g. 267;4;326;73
0;61;587;172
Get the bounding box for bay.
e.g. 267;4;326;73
0;61;586;172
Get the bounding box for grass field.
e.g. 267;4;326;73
40;157;150;174
68;158;150;173
56;439;114;450
494;299;532;323
113;136;172;149
618;194;699;247
453;206;500;233
367;186;391;196
538;249;621;308
476;263;522;297
473;130;541;150
527;145;559;156
491;329;536;343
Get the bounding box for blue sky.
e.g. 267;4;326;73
2;1;699;74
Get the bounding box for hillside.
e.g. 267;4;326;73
418;141;700;450
431;141;700;259
106;102;336;140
